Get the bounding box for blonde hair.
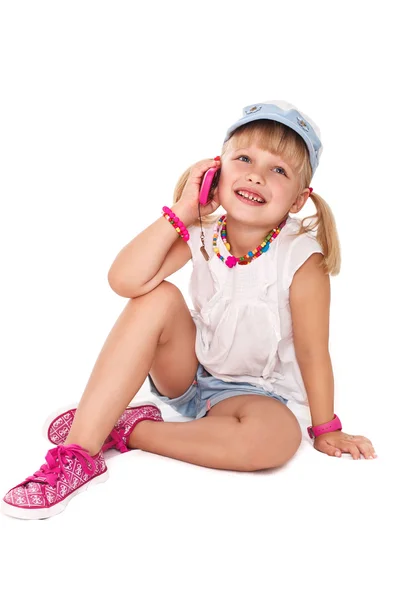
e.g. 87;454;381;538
172;120;341;276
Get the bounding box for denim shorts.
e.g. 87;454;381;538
147;362;289;420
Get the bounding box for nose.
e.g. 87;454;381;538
246;172;266;186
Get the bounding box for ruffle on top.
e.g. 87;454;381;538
187;215;287;391
186;214;324;403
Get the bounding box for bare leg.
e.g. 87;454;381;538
64;281;270;471
128;393;301;472
128;416;255;471
64;282;198;454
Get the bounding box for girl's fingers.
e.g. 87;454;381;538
359;442;378;459
315;440;341;458
338;444;378;460
193;158;220;173
338;445;361;460
319;436;378;460
347;436;378;459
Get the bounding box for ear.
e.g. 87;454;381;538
289;187;312;214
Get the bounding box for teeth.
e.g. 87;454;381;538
237;190;264;203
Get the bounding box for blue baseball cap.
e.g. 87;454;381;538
223;100;323;177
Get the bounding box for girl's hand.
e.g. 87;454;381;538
175;158;222;224
313;431;378;460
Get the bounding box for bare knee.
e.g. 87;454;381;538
240;420;302;471
130;280;181;302
129;281;193;348
128;281;184;315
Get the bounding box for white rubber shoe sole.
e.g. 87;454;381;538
1;470;109;520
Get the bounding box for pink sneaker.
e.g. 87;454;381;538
43;401;164;454
1;444;108;520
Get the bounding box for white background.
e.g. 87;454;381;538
0;1;399;598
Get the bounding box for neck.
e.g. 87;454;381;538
224;213;288;257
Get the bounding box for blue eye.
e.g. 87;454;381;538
237;155;287;177
274;166;287;176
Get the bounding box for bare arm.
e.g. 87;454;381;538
108;203;195;297
289;253;335;426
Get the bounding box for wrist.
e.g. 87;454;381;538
170;202;197;228
311;413;335;427
308;414;342;439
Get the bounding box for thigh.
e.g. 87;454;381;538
148;281;199;399
207;394;302;462
206;394;302;470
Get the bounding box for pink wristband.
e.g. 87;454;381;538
307;414;342;439
162;206;190;242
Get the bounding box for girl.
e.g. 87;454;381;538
2;100;377;520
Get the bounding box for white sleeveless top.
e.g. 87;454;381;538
185;214;324;407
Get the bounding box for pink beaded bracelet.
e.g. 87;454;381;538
162;206;190;242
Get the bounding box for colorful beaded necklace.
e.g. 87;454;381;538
212;214;287;268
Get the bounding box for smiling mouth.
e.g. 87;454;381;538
234;191;266;206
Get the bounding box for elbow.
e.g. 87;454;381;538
107;270;135;298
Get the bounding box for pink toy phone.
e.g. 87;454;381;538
199;166;221;205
